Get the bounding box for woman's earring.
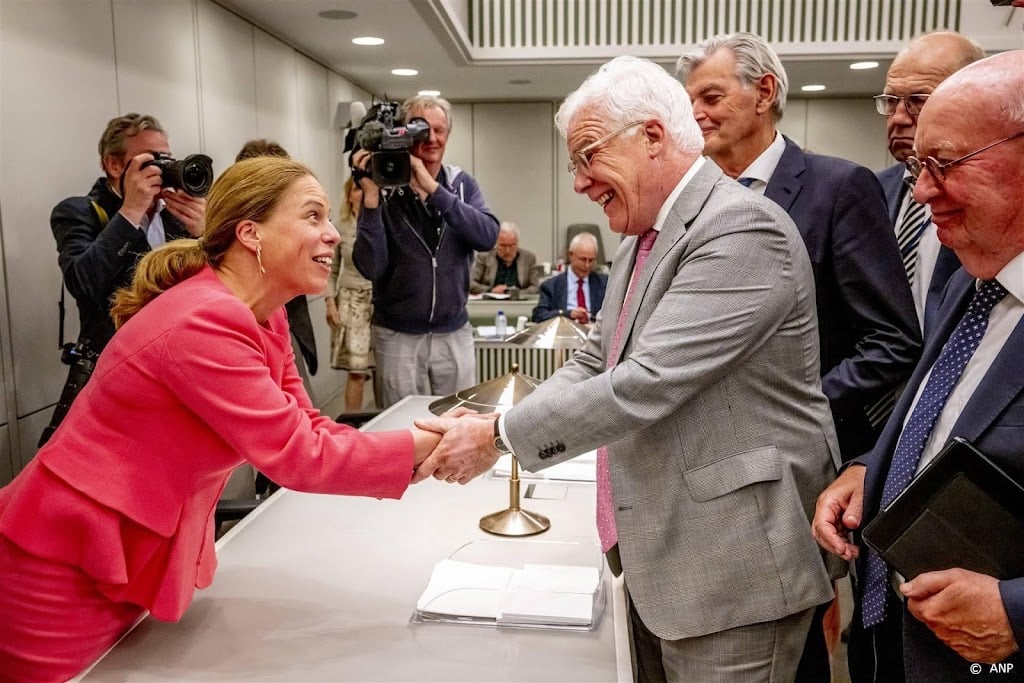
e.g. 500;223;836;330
256;245;266;275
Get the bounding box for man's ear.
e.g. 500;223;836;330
642;120;666;158
754;73;778;116
102;154;127;182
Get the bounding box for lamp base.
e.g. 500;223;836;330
479;508;551;536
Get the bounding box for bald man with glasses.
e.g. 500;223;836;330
873;32;985;339
816;50;1024;683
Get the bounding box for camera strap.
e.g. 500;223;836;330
57;200;108;349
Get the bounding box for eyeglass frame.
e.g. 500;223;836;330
905;131;1024;182
872;93;930;117
567;120;646;178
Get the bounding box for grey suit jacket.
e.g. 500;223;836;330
469;248;540;294
507;160;839;641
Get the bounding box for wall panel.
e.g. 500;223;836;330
253;30;299;156
113;0;201;156
472;102;554;260
197;0;258;177
1;0;117;418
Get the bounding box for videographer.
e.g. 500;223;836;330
352;95;499;407
40;113;207;445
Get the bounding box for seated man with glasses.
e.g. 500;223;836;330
873;32;984;342
814;49;1024;682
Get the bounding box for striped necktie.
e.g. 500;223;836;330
896;181;929;283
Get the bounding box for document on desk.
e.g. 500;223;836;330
415;560;600;627
492;451;597;482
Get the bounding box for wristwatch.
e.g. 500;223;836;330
493;419;512;454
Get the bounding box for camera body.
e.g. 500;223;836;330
346;101;430;187
141;152;214;197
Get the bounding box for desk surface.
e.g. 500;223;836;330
83;397;624;682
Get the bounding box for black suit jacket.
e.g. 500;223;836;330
764;138;922;460
857;268;1024;677
876;163;962;340
532;271;608;322
51;177;189;350
284;296;318;376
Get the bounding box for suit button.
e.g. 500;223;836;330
556;442;566;452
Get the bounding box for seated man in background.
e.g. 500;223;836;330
532;231;607;323
469;221;540;294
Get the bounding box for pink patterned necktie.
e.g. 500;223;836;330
596;228;658;552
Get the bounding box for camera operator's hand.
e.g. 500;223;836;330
351;150;380;209
119;153;164;228
408;155;439;201
161;189;206;237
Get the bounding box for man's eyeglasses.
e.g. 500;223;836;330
872;93;930;117
905;131;1024;182
567;121;645;178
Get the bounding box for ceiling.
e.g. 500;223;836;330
213;0;956;102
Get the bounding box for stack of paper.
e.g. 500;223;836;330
415;559;600;627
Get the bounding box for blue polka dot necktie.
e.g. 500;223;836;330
861;278;1009;627
737;177;756;187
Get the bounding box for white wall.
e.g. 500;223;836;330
0;0;367;482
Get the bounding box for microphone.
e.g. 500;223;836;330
355;120;386;151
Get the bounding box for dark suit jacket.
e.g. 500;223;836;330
532;271;608;322
51;177;190;351
284;296;317;376
876;163;962;340
764;138;922;460
857;268;1024;678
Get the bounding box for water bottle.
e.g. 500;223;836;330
495;310;508;338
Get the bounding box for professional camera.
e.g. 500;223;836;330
345;100;430;187
141;152;214;197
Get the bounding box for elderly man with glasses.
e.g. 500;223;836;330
873;32;985;340
415;55;841;682
814;50;1024;682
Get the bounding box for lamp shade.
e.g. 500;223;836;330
503;315;588;350
428;363;542;415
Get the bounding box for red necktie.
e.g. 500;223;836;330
576;278;588;323
597;228;658;552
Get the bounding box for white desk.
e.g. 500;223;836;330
82;396;626;682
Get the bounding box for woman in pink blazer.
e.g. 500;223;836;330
0;157;441;680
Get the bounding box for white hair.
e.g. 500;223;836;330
568;231;598;253
498;221;520;239
555;56;703;154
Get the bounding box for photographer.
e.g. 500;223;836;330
352;95;499;407
40;113;206;445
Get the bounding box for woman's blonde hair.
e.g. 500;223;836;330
340;175;361;222
111;156;315;327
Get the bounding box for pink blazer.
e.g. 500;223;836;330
0;267;413;620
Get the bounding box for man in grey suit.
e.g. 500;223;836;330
415;55;840;682
469;221;541;294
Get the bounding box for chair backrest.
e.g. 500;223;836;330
565;223;606;266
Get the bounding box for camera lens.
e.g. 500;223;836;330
176;154;214;197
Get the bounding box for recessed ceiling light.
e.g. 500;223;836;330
509;79;532;85
418;90;441;97
801;84;827;92
318;10;357;20
392;68;418;76
352;36;384;46
850;61;880;70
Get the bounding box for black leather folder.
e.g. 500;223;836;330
862;437;1024;580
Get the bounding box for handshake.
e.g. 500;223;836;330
408;409;505;485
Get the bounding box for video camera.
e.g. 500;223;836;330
141;152;214;197
345;100;430;187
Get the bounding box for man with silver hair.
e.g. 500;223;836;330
415;55;839;681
